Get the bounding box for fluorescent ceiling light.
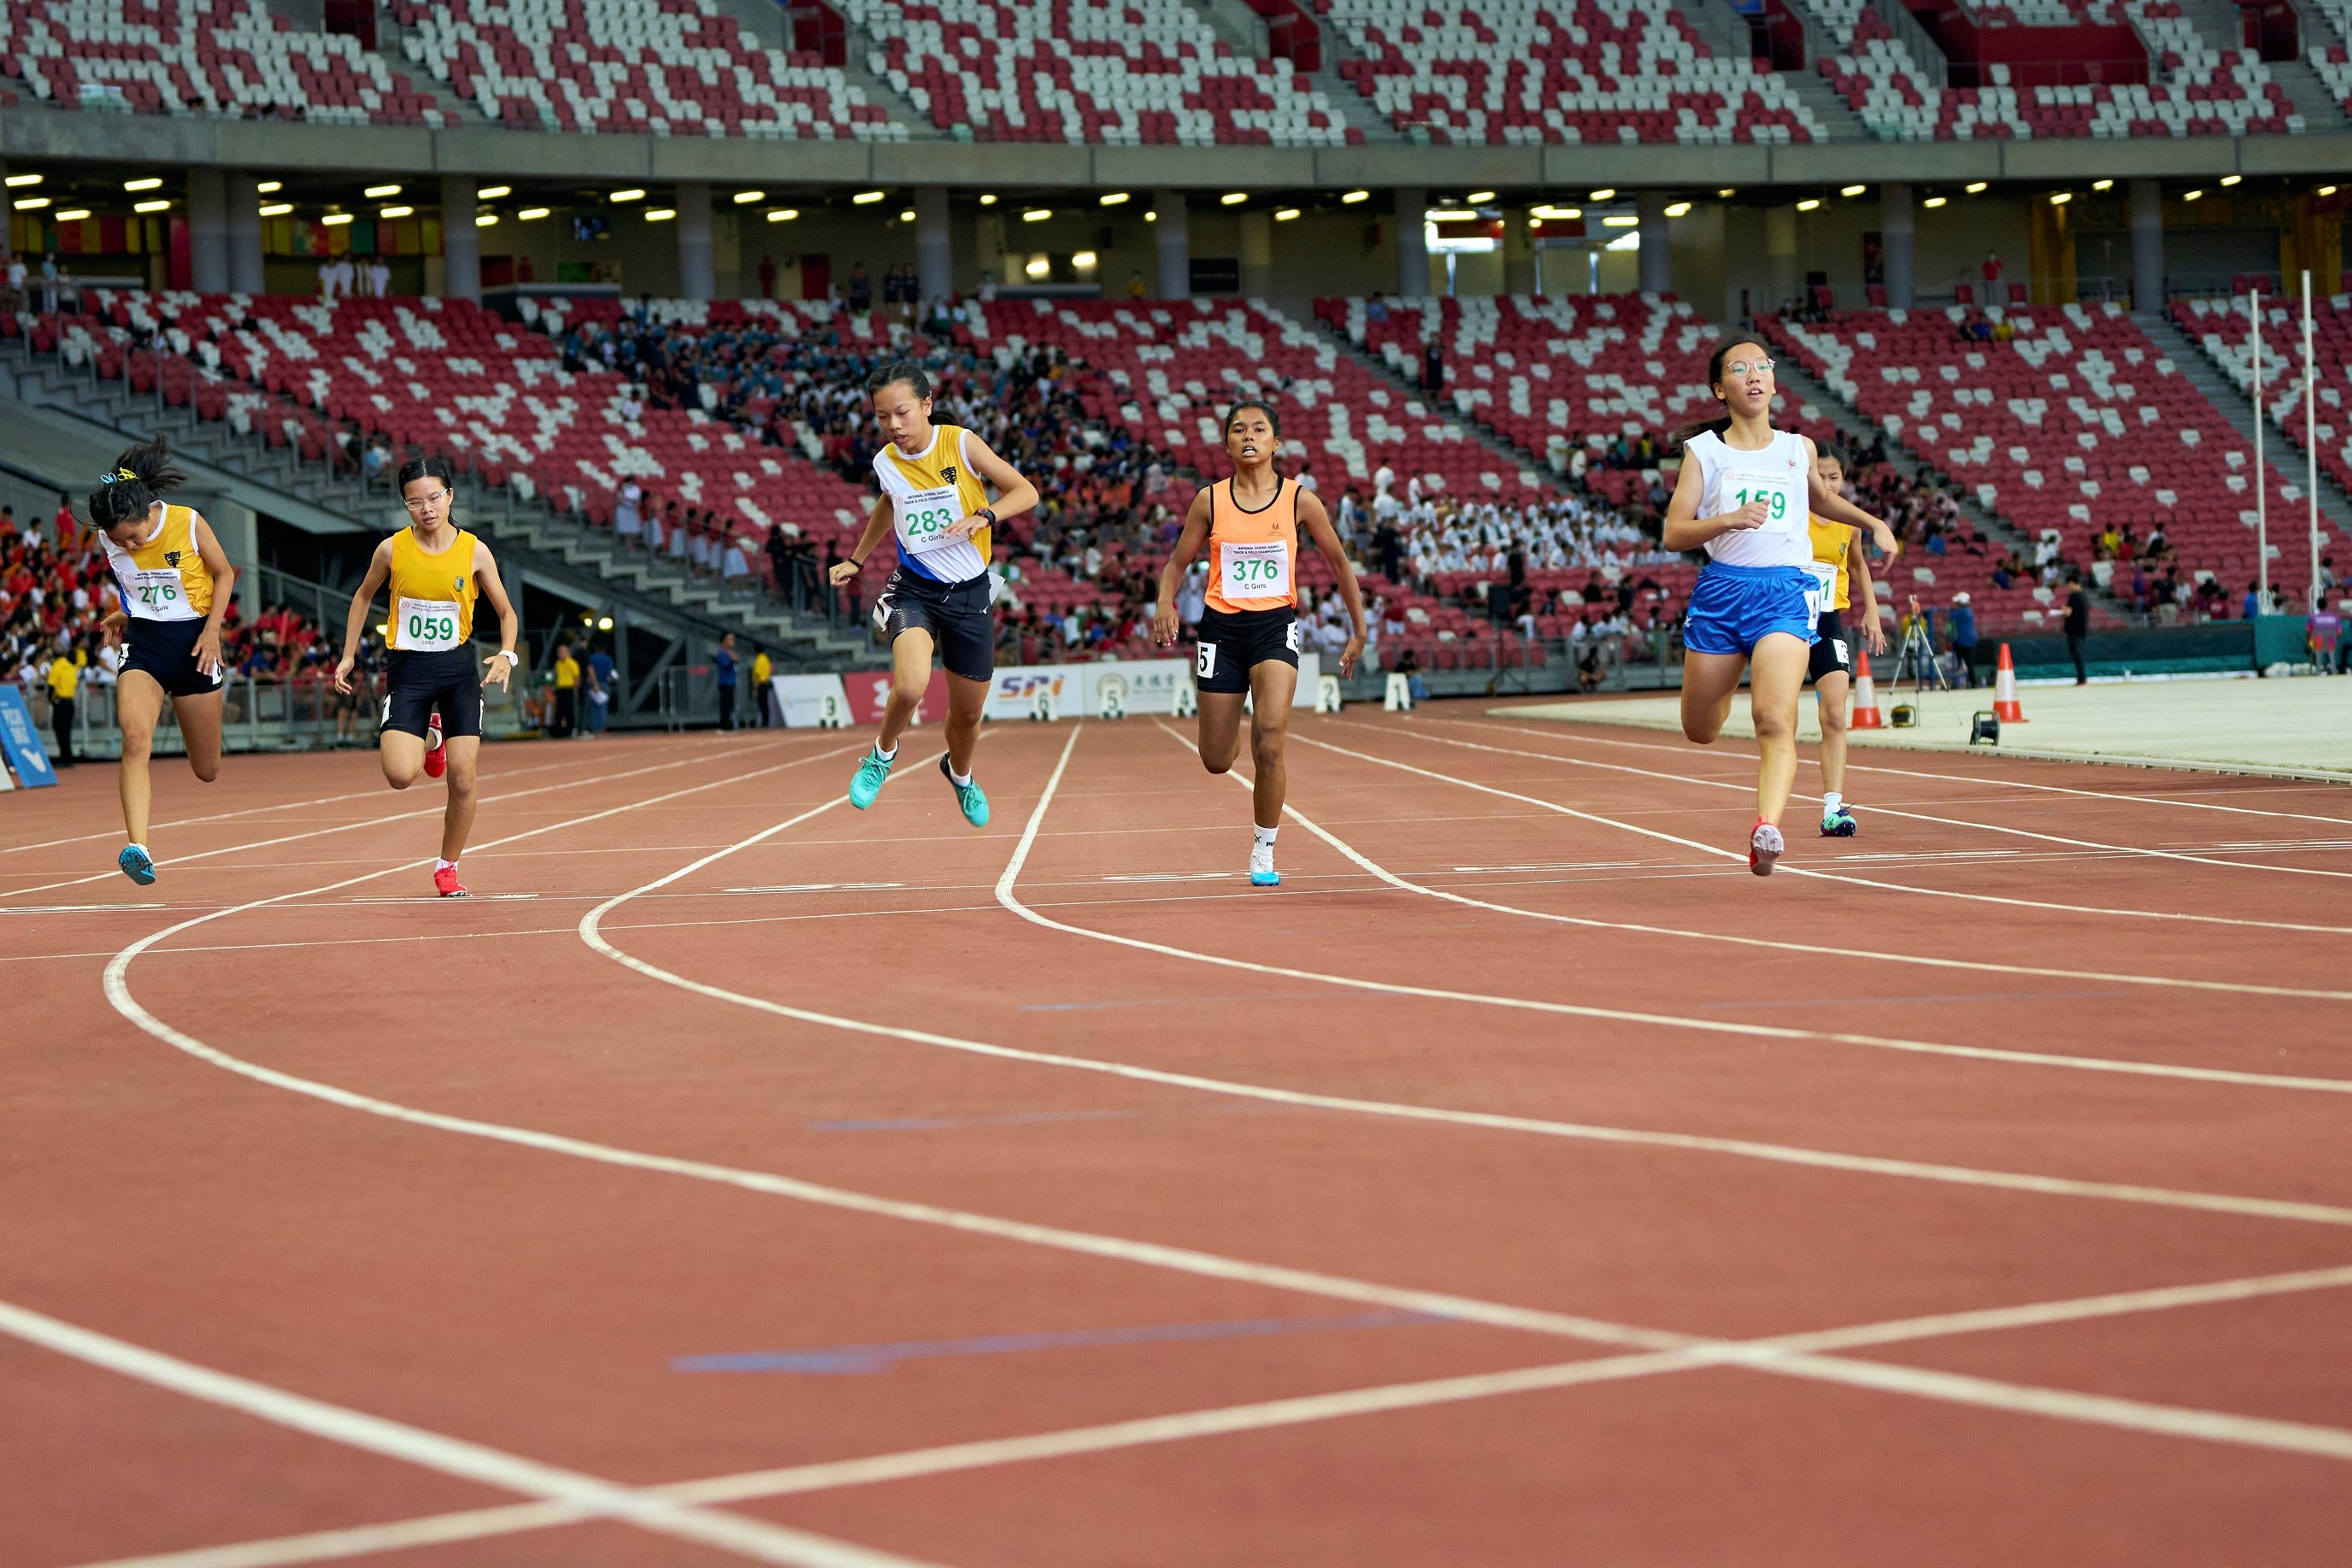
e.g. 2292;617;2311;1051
479;185;511;200
363;183;401;199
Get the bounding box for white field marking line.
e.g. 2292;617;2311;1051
578;734;2352;1218
1386;718;2352;882
1317;722;2352;938
71;1266;2352;1568
113;809;2352;1515
0;755;593;859
1213;725;2352;1008
1459;715;2352;828
0;1301;944;1568
3;735;830;903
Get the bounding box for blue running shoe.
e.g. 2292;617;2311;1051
847;747;895;809
1820;808;1858;837
119;844;157;885
1249;843;1280;887
938;753;989;826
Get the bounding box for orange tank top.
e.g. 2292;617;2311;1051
1202;476;1301;614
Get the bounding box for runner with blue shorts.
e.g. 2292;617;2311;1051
1663;341;1898;875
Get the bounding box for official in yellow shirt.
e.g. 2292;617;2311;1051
44;651;79;767
750;648;774;726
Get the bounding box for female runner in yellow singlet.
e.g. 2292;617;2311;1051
332;455;520;898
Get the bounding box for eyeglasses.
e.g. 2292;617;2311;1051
402;490;451;513
1724;357;1775;377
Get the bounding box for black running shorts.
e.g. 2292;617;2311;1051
1808;606;1855;684
121;619;225;699
872;566;993;684
1193;605;1299;695
383;647;484;739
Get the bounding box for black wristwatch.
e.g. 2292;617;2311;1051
978;507;997;526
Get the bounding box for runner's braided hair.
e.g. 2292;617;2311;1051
87;435;186;530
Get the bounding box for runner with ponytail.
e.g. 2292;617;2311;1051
88;436;236;885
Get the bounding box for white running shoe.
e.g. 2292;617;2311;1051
1249;843;1280;888
1749;819;1785;877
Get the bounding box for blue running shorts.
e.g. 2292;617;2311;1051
1684;562;1821;657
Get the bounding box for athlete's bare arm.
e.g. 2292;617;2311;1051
188;514;237;678
334;538;396;694
1152;488;1217;647
1661;454;1767;551
1803;437;1899;558
473;544;522;690
1297;489;1368;678
953;430;1039;542
1848;539;1888;655
830;497;893;586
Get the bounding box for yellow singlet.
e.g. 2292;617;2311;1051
386;526;479;651
103;503;215;621
1805;513;1853;612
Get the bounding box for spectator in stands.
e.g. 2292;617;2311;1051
616;479;644;549
2243;580;2262;620
39;252;61;314
1578;640;1604;694
2;251;23;312
2063;577;2090;684
550;639;579;737
757;255;777;300
847;263;873;315
368;257;390;299
1421;338;1443;394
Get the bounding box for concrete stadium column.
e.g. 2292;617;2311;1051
439;175;480;302
187;168;229;296
675;181;714;302
1502;208;1534;296
1153;190;1190;298
1766;203;1799;313
0;164;14;243
1394;186;1428;296
2131;178;2165;312
1880;180;1914;309
225;173;265;296
1239;210;1273;299
914;185;952;302
1636;191;1671;296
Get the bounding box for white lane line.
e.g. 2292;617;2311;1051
1232;726;2352;1007
0;754;598;859
68;1261;2352;1568
1316;723;2352;937
1458;715;2352;828
0;1299;942;1568
577;737;2352;1219
3;735;831;904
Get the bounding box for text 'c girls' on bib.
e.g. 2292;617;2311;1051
874;424;993;585
387;526;479;652
1687;428;1813;572
102;503;214;623
1203;476;1301;614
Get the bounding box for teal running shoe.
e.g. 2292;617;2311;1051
1820;808;1858;838
1249;843;1280;887
939;753;989;827
118;844;157;885
847;747;895;809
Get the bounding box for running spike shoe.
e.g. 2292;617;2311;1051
938;753;989;827
423;716;447;779
118;844;157;885
1749;819;1785;876
432;864;469;898
1820;807;1858;837
1249;843;1281;888
847;747;895;809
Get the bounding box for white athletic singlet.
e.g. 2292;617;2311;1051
1684;428;1812;569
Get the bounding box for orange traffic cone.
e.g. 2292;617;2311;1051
1849;648;1884;730
1993;642;2028;723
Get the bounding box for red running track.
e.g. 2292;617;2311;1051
3;705;2350;1566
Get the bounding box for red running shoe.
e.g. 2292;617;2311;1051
423;717;446;779
1749;819;1785;877
432;863;468;899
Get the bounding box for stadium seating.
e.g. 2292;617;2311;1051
840;0;1353;144
1321;0;1820;144
2169;293;2352;526
390;0;901;139
973;297;1553;508
3;0;453;125
1765;302;2314;622
18;291;879;590
1813;0;2299;139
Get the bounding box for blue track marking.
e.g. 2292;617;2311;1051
673;1310;1455;1374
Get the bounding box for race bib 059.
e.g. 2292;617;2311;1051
397;597;464;651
